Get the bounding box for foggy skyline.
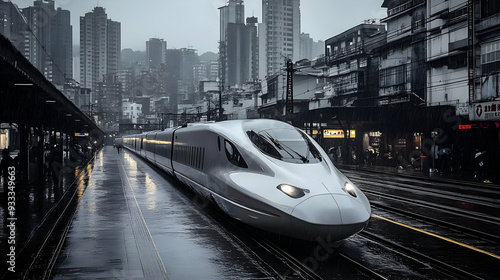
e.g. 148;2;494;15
11;0;386;54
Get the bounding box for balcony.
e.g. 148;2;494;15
387;0;425;17
379;84;410;97
327;46;363;63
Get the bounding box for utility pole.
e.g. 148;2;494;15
219;82;223;121
467;0;476;103
285;59;296;119
218;41;226;121
207;99;211;121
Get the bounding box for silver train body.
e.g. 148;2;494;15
121;119;371;241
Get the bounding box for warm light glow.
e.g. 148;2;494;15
344;182;357;197
277;184;306;198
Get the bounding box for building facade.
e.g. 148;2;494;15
96;73;122;131
17;0;72;86
261;0;301;77
325;23;386;107
378;0;427;106
80;6;121;92
122;99;143;124
179;48;199;103
0;1;27;55
146;38;167;69
219;0;259;88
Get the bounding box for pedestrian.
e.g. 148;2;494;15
1;149;15;195
474;149;491;183
335;146;342;164
117;144;121;153
328;147;336;163
46;145;62;188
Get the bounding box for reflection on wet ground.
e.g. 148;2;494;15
53;146;274;279
0;154;95;279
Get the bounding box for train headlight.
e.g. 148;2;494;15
344;182;357;197
277;184;308;198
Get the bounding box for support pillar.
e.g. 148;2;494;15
18;124;29;185
36;127;44;183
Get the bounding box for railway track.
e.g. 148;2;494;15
219;215;387;280
358;231;482;280
339;169;500;279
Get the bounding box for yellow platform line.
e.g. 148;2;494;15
372;214;500;260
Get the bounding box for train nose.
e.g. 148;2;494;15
291;194;343;225
291;194;371;225
289;194;371;241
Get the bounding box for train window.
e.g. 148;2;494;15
247;130;281;158
247;129;322;164
224;140;248;168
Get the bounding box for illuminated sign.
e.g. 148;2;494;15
470;102;500;121
323;129;356;139
75;133;89;137
458;122;500;130
459;125;471;130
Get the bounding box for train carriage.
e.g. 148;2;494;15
121;119;371;241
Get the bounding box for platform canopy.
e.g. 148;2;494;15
0;34;102;136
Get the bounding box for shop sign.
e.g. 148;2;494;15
459;122;500;130
75;132;89;137
469;102;500;121
323;129;356;138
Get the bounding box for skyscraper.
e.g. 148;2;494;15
0;0;25;52
146;38;167;69
219;0;259;87
80;7;121;92
261;0;301;77
20;0;72;86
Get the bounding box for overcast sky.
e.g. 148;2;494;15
12;0;387;54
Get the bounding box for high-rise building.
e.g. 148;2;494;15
146;38;167;69
20;0;72;86
300;33;313;60
261;0;301;77
52;7;72;85
80;7;121;92
0;0;25;52
219;1;259;87
179;48;199;103
96;73;122;130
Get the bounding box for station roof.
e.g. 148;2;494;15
0;34;102;136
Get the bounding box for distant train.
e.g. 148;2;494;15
121;119;371;241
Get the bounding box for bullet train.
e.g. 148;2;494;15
121;119;371;241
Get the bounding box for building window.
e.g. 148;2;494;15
481;41;500;64
481;41;500;73
380;65;406;88
481;0;500;18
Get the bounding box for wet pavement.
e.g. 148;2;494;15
1;152;96;280
52;146;274;279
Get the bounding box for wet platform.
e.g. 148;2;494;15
1;151;96;279
3;146;497;279
1;146;274;279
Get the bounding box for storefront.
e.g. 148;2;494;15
322;129;357;164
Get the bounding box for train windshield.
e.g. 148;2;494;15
247;129;322;163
